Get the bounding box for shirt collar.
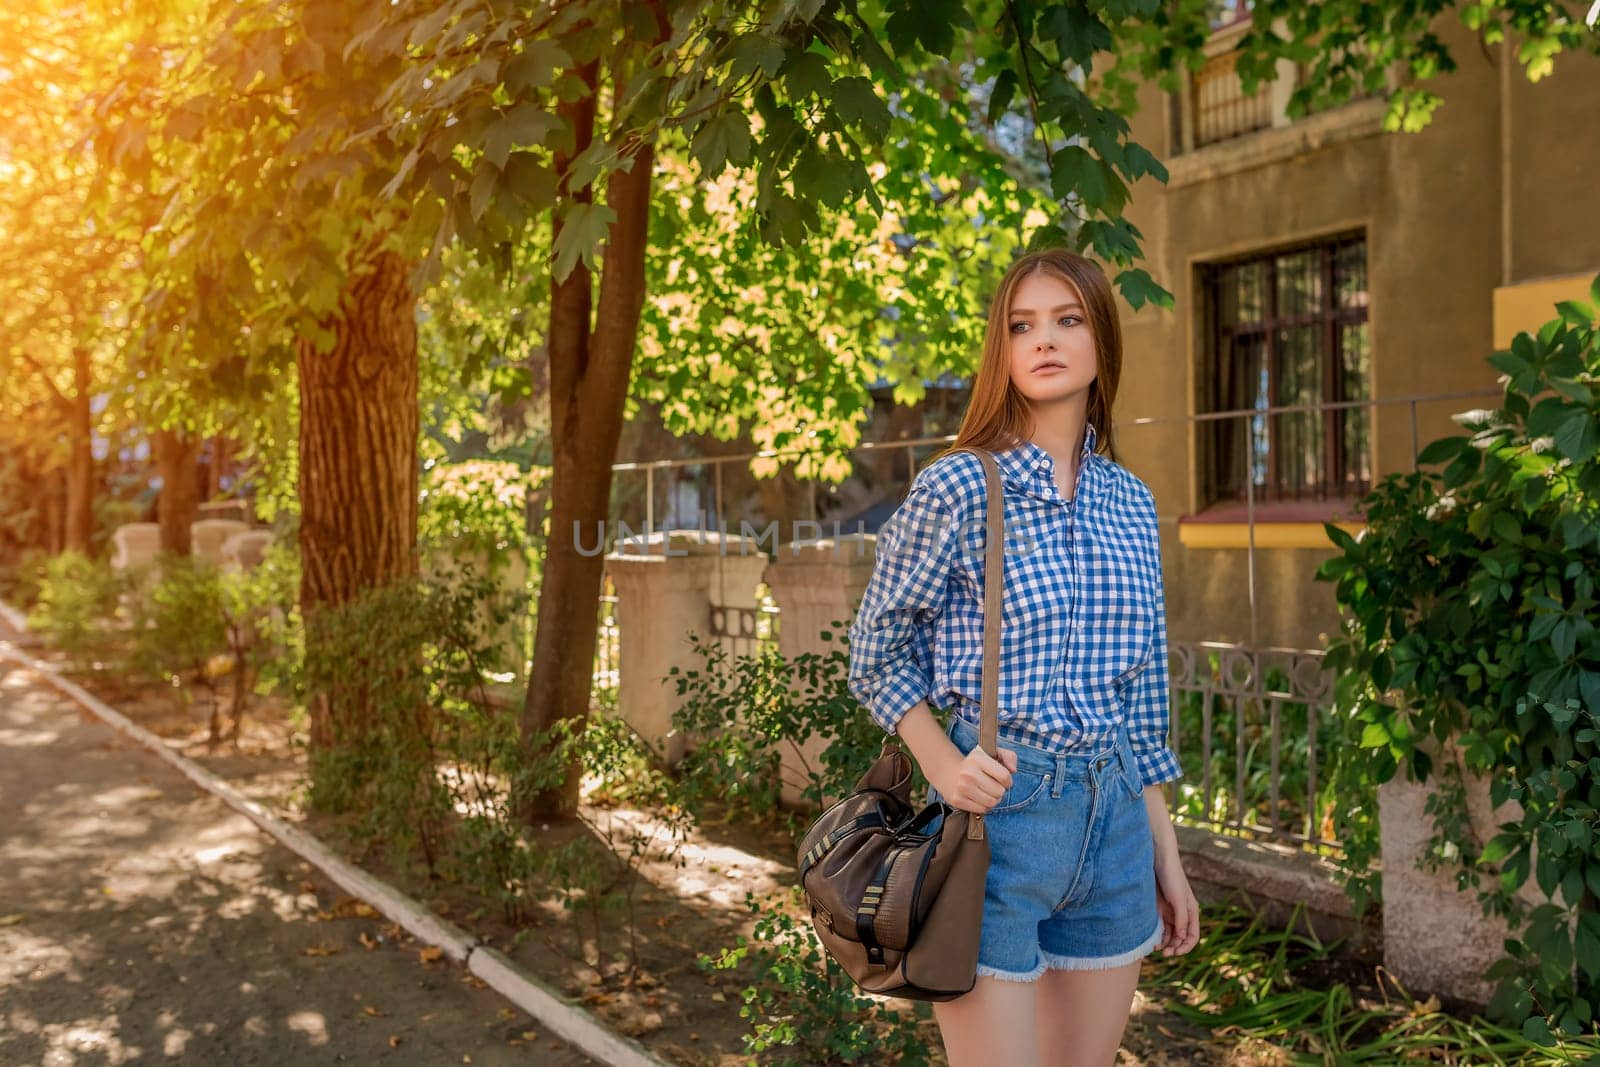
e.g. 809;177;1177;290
994;422;1100;501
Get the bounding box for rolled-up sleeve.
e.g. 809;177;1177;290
1128;492;1183;787
847;479;962;735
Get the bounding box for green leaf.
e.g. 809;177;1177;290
1553;410;1599;464
1121;141;1169;184
502;39;571;93
1114;267;1173;311
727;32;787;80
1050;145;1110;206
1324;522;1359;553
482;104;560;169
830;77;890;141
1416;435;1468;464
1522;1014;1554;1045
988;68;1019;124
782;50;831;100
690;111;753;179
550;201;616;283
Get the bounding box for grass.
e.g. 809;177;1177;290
1148;904;1600;1065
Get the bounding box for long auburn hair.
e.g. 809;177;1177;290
933;249;1122;467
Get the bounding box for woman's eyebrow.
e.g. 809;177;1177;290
1010;302;1083;316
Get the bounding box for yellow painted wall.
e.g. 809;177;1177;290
1493;273;1599;349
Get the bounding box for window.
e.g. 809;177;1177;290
1198;234;1371;509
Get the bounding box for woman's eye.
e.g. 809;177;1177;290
1009;321;1028;333
1060;315;1081;327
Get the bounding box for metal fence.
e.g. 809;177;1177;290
1169;640;1338;850
597;388;1501;851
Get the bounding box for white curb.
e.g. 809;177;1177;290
0;634;670;1067
0;599;29;639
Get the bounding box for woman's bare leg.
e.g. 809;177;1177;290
933;975;1041;1067
1034;962;1141;1066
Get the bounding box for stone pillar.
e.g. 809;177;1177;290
190;519;250;566
109;523;161;571
763;535;878;809
422;545;532;687
220;530;274;572
605;530;767;763
1378;753;1544;1006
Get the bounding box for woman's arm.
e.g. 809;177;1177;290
897;699;1016;813
1145;785;1200;956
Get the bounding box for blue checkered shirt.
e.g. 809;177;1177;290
846;422;1183;787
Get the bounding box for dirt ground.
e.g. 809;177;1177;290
0;659;598;1067
1;641;1236;1066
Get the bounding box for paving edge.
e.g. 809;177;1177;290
0;635;670;1067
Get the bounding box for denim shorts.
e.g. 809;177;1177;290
925;712;1162;981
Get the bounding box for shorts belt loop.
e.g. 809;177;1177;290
1051;750;1068;798
1114;723;1137;790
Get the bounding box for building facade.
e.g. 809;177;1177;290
1114;14;1600;651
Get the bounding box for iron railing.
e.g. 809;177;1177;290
597;388;1502;850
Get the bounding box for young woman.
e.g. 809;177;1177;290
847;249;1201;1066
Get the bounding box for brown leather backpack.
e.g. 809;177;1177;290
796;446;1005;1001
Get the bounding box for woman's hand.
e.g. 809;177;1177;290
930;744;1019;814
1144;785;1200;956
1154;853;1200;956
890;702;1018;813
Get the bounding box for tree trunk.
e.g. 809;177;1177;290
298;246;420;750
518;48;661;820
63;347;94;555
154;428;202;555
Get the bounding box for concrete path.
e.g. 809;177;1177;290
0;656;599;1066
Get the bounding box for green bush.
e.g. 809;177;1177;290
27;551;132;672
699;888;934;1067
667;625;920;840
1319;277;1600;1037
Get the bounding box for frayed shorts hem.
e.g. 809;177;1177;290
972;920;1163;983
974;959;1048;983
1040;919;1164;972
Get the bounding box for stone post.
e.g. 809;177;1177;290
1378;749;1545;1006
109;523;162;572
220;530;275;572
190;519;250;566
762;535;877;809
605;530;767;763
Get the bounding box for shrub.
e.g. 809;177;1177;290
699;888;934;1066
668;626;918;840
27;551;132;672
1319;277;1600;1037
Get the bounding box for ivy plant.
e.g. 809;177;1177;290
1318;275;1600;1039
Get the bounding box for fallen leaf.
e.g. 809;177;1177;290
302;943;340;957
0;914;24;927
359;932;378;951
461;975;487;989
498;1008;518;1021
353;902;379;918
363;1005;387;1018
388;1035;401;1049
299;880;317;894
520;1030;538;1041
313;910;335;922
418;945;444;964
689;1032;700;1041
